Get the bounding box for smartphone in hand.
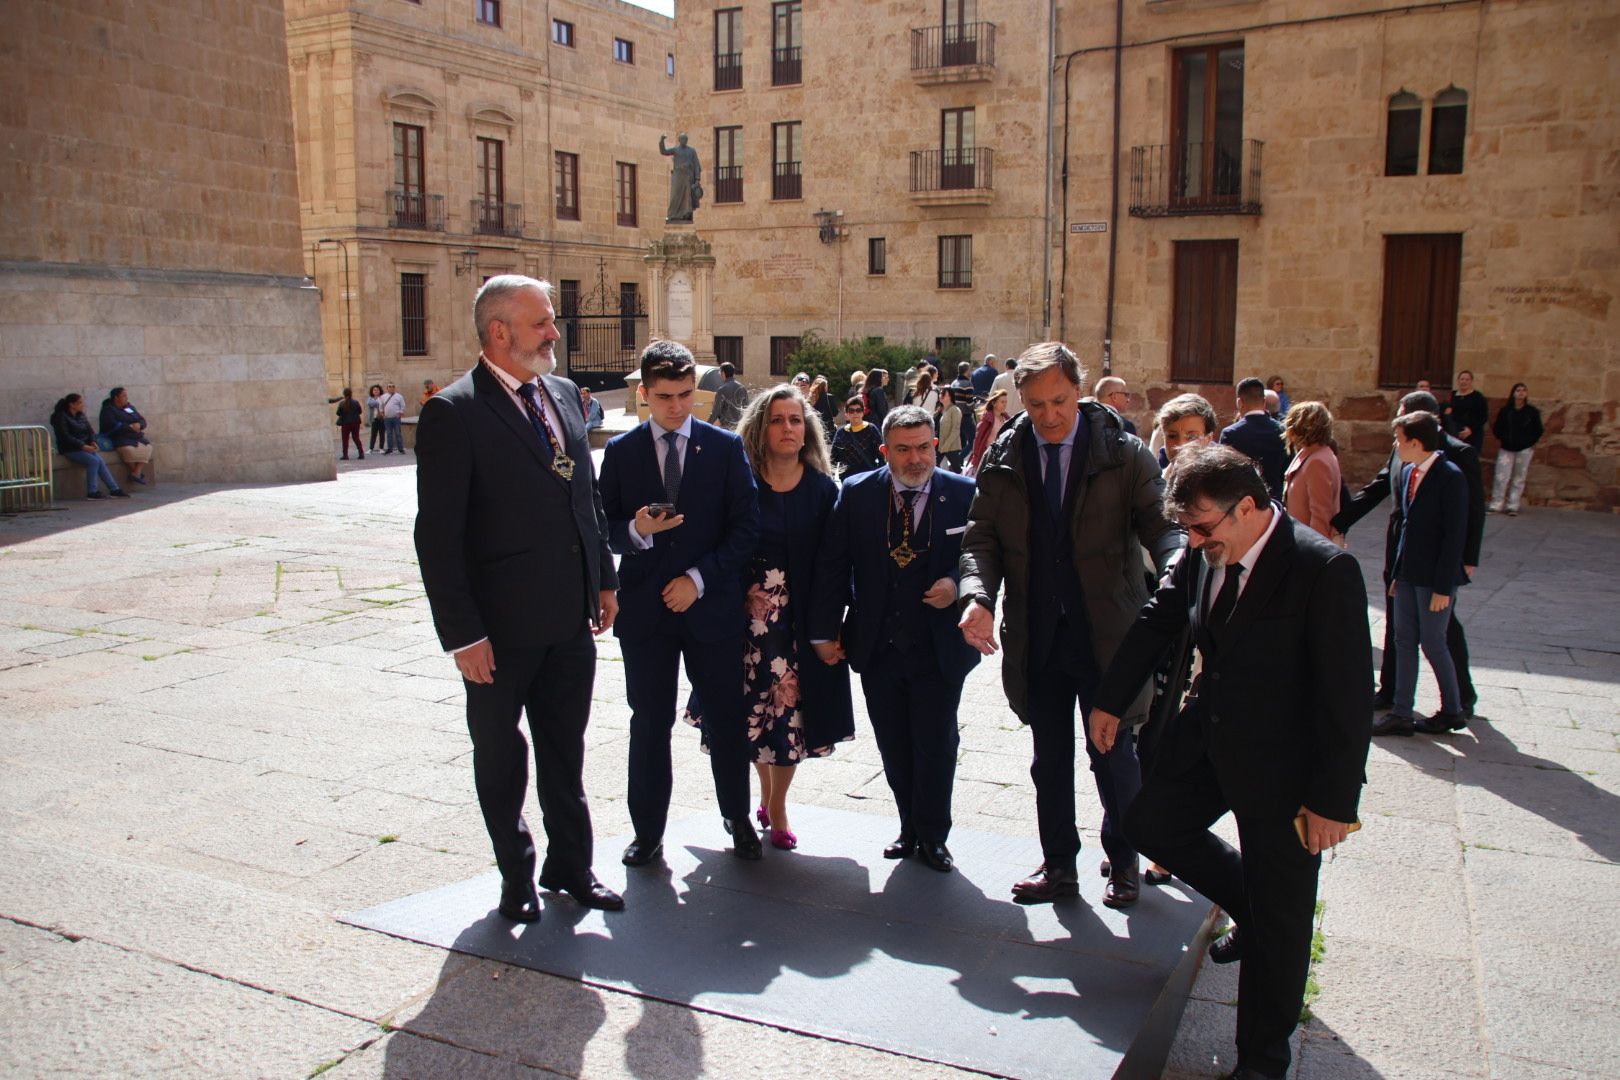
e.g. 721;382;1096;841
647;503;677;519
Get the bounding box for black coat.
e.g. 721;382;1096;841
773;470;855;748
1393;456;1468;595
414;364;617;652
1094;512;1373;823
1218;413;1288;498
51;409;96;454
98;399;148;448
1492;403;1543;452
1334;430;1484;576
1445;389;1488;450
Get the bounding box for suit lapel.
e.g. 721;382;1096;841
1217;509;1295;644
475;364;555;477
673;422;705;511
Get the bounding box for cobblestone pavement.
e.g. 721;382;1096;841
1;450;1616;1079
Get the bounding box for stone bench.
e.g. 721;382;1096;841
52;450;157;499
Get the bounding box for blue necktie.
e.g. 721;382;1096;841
514;383;555;469
662;430;683;504
1044;442;1064;523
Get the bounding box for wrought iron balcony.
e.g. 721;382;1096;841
772;46;801;86
1129;140;1264;217
714;51;741;91
388;190;445;230
911;22;995;82
714;166;743;204
772;162;801;201
470;199;523;237
909;148;994;206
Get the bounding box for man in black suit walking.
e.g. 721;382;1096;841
1089;444;1372;1080
415;275;623;923
1334;389;1484;718
600;341;763;864
1218;377;1288;499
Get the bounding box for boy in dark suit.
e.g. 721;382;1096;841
415;275;623;923
600;341;763;864
1372;410;1469;735
810;406;979;871
1218;377;1288;498
1089;443;1372;1080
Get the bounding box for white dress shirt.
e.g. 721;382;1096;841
1204;504;1282;619
627;415;704;596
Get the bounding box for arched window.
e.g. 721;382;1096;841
1429;86;1467;175
1384;91;1422;176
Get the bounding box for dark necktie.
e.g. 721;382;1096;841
900;488;919;531
514;383;555;468
662;430;683;504
1207;563;1243;626
1043;442;1064;523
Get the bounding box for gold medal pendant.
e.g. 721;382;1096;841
552;452;575;481
890;543;918;568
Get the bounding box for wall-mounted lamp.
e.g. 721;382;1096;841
814;208;845;244
454;248;481;276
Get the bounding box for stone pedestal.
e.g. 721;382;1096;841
644;227;716;364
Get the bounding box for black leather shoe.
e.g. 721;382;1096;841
1144;866;1173;886
1103;863;1140;908
538;870;625;911
1414;711;1465;735
1011;863;1079;903
883;834;917;860
724;816;763;860
1372;690;1394;711
918;841;953;873
1371;713;1415;737
1209;926;1242;964
621;837;664;867
498;879;541;923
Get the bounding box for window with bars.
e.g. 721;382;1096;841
1172;42;1245;207
770;336;800;376
715;127;742;203
477;138;503;204
401;273;428;356
772;2;802;86
714;8;742;90
476;0;500;27
620;283;641;350
1379;234;1461;387
555;151;579;220
615;162;638;226
772;121;801;200
559;279;580;357
393;123;424;196
552;19;573;46
1170;240;1238;383
715;336;743;373
938;234;972;289
614;38;635;64
868;237;886;275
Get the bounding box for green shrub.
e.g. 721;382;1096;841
778;333;950;402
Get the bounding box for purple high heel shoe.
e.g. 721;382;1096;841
756;804;771;829
770;828;797;851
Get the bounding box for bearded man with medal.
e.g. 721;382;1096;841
415;275;624;923
810;405;980;873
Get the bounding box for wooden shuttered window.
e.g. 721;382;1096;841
1170;240;1238;383
1378;234;1462;387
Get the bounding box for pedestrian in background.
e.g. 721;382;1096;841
831;397;883;477
1281;402;1341;542
1489;382;1542;516
336;387;364;460
98;387;152;486
50;394;127;499
378;383;406;454
366;384;385;452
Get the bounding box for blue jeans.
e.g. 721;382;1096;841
384;417;404;452
64;450;118;494
1392;581;1461;717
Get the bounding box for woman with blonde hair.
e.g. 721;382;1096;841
965;388;1010;476
1281;401;1343;541
685;384;853;850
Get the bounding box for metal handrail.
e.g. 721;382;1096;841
1129;140;1264;217
0;425;55;512
911;22;996;70
910;147;995;192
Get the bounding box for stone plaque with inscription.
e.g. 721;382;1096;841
667;271;694;342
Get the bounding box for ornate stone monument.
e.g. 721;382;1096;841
644;228;716;364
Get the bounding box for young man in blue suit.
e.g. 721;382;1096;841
810;405;980;872
1219;377;1288;499
600;342;763;863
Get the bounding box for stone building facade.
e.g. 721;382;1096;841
673;0;1618;508
0;0;332;484
1058;0;1619;508
285;0;677;402
675;0;1052;377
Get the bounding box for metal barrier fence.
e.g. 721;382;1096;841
0;425;55;512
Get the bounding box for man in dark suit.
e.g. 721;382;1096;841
1218;377;1288;499
600;341;763;864
415;275;623;923
959;343;1180;909
810;406;979;872
1333;389;1483;718
1089;443;1372;1080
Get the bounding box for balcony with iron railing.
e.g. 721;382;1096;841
772;162;801;201
772;46;801;86
714;166;743;204
1129;139;1263;217
911;22;995;84
909;147;994;206
389;190;445;230
714;51;741;91
470;199;523;237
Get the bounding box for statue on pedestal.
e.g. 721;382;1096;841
659;133;702;223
